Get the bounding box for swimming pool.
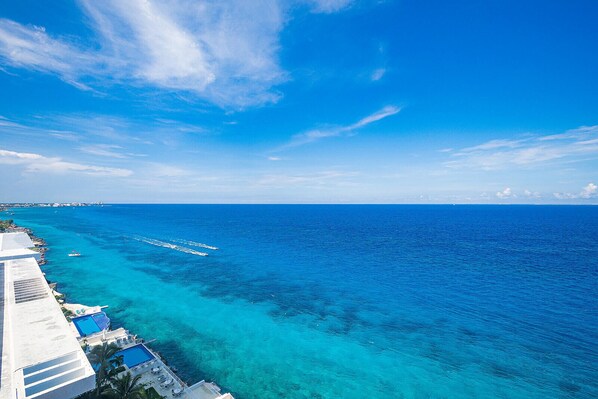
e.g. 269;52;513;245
71;312;110;337
115;344;155;368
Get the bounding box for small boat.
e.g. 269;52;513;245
68;251;81;257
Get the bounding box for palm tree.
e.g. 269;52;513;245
87;342;123;397
139;387;166;399
76;383;111;399
104;372;145;399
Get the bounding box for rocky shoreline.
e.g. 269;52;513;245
1;214;233;399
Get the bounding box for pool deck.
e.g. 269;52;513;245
65;298;233;399
127;354;227;399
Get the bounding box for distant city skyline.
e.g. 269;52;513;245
0;1;597;203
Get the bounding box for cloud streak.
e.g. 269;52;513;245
305;0;353;13
256;170;358;187
279;105;400;150
0;20;101;79
445;125;598;170
0;148;132;177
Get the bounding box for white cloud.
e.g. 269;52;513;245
0;19;101;79
79;144;127;158
459;139;522;153
538;125;598;141
496;187;513;199
0;115;28;129
580;182;597;198
348;106;400;130
445;125;598;170
553;192;576;200
523;189;541;198
268;156;282;161
0;148;132;177
145;163;190;178
281;105;400;149
257;170;357;187
0;0;289;108
306;0;353;13
0;149;43;161
371;68;386;81
553;182;597;200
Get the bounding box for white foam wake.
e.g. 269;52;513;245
172;239;219;251
134;237;208;257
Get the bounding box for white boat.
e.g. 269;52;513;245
68;251;81;257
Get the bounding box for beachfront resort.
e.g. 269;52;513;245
0;230;234;399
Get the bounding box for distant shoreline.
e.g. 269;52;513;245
2;202;597;208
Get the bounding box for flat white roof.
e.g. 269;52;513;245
0;233;34;252
0;234;95;399
0;233;40;263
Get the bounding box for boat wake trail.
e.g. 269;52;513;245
172;239;219;251
133;237;209;257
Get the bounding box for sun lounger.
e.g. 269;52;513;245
160;379;174;388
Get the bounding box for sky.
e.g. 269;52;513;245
0;0;597;204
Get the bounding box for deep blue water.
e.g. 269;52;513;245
9;205;598;398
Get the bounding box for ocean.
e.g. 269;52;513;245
9;205;598;399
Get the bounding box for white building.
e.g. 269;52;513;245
0;233;41;262
0;233;95;399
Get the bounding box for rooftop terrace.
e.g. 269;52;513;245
0;233;95;399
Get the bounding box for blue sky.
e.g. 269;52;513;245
0;0;597;203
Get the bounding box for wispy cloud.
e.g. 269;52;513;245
445;125;598;170
79;144;146;159
459;139;523;153
538;125;598;141
79;144;126;158
0;20;101;79
524;189;541;199
0;113;154;145
0;148;132;177
256;170;358;187
0;115;28;129
305;0;354;13
370;68;386;81
0;0;290;108
279;105;400;150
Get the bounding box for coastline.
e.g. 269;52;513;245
3;214;234;399
6;204;597;399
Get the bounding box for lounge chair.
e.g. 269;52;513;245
160;379;174;388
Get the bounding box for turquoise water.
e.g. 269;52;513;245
115;345;155;368
9;205;598;398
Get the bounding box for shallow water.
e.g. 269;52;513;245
10;205;598;398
